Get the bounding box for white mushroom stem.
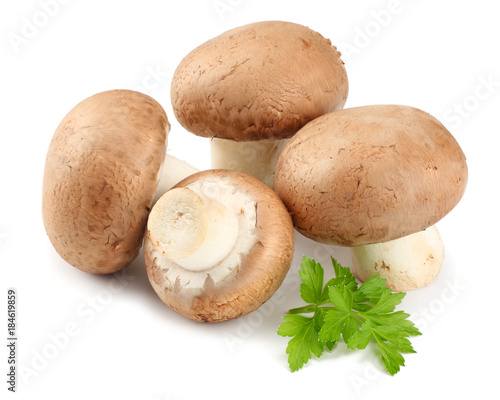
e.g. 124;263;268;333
210;137;289;188
349;225;445;292
148;187;239;271
153;154;199;204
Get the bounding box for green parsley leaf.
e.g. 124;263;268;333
365;311;422;337
298;256;324;304
277;313;324;372
365;289;406;315
277;256;421;375
352;274;388;304
313;307;337;350
347;320;414;375
322;257;358;301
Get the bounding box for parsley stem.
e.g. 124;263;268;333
351;311;367;324
288;304;317;314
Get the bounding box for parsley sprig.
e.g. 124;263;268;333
277;256;422;375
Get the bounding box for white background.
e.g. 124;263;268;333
1;0;499;399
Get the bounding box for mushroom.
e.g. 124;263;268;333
170;20;348;187
144;169;295;322
42;90;198;274
274;105;468;291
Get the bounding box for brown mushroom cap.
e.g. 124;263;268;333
144;169;295;322
42;90;169;274
274;105;468;246
171;20;348;142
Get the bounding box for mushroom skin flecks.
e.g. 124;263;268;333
274;105;468;247
350;225;445;291
171;21;349;187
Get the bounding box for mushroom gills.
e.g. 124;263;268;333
210;137;289;188
147;179;259;289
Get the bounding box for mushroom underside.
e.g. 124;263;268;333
144;170;295;322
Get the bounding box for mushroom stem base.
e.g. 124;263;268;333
210;137;289;188
349;225;445;292
148;187;239;272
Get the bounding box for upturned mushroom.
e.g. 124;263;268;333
144;169;295;322
171;20;348;187
42;90;197;274
274;105;468;291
